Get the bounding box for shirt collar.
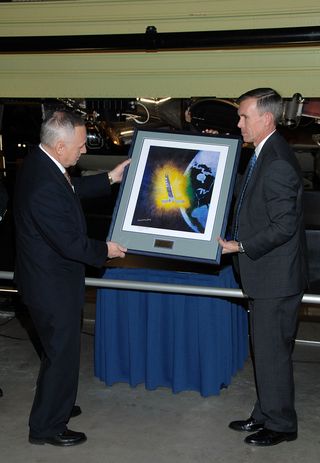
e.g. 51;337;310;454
254;129;276;158
39;144;66;174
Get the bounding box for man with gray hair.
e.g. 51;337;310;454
218;88;308;446
14;110;129;446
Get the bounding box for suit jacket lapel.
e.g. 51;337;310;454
37;146;78;197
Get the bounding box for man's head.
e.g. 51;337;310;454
237;88;283;147
40;111;87;167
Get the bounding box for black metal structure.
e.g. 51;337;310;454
0;26;320;53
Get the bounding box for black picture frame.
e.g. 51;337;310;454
108;129;242;264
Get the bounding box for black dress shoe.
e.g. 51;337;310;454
229;417;264;432
70;405;82;418
29;429;87;447
244;428;297;446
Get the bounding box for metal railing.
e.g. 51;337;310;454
1;270;319;346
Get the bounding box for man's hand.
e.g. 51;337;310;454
106;241;127;259
108;159;131;184
217;237;240;254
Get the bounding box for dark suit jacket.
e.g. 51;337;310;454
235;131;308;299
14;146;110;312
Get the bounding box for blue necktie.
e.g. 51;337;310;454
233;153;257;240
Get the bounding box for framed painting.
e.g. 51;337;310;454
108;129;242;264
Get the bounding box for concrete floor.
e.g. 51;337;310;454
1;296;320;463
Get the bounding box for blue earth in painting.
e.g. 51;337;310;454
181;150;218;233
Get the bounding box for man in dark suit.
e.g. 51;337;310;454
14;110;129;447
218;88;308;447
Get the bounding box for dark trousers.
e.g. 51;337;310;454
249;292;303;433
27;303;82;438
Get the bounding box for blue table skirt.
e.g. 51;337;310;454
94;265;248;397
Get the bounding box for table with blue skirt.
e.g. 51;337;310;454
94;264;248;397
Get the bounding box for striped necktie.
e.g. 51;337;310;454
233;153;257;240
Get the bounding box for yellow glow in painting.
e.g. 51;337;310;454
153;164;190;210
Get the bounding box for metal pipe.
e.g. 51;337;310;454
1;270;320;304
1;270;319;346
0;26;320;53
295;339;320;347
85;276;246;298
0;288;17;293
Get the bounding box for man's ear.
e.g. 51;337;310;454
55;140;64;158
264;111;275;128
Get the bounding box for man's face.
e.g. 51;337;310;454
237;97;269;147
58;125;87;168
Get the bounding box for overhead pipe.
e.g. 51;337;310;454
0;25;320;53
